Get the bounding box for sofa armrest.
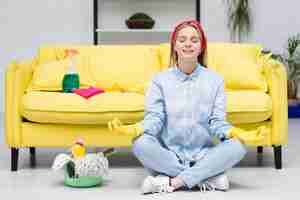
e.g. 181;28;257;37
263;58;288;145
5;58;37;147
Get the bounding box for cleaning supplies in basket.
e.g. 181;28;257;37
52;138;115;188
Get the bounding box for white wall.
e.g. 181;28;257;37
202;0;231;42
1;0;300;114
0;0;93;115
203;0;300;54
249;0;300;53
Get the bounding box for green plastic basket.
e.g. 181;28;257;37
63;168;103;188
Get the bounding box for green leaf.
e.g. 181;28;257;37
225;0;251;42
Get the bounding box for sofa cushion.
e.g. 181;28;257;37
21;90;271;125
21;91;144;125
206;42;267;92
87;45;160;91
27;58;95;92
34;45;161;92
158;43;268;92
226;90;272;124
37;45;99;64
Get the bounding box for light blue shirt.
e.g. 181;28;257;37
141;64;233;163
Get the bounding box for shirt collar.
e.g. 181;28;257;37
172;64;203;82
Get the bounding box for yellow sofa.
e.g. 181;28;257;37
5;43;288;171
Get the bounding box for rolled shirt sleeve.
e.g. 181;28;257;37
207;79;233;140
141;76;166;138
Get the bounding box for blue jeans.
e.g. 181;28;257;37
132;134;247;189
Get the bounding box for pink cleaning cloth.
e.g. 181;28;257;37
72;87;105;99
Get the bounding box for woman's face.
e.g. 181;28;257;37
174;26;202;61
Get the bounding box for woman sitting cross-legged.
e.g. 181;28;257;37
108;19;267;194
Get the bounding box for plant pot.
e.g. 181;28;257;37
288;98;300;118
288;98;300;106
287;80;297;99
125;19;155;29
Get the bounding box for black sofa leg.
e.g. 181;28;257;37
11;148;19;171
257;146;263;154
30;147;36;168
256;146;263;166
273;145;282;169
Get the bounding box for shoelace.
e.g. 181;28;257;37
152;178;173;194
199;182;216;192
157;185;168;193
157;182;173;194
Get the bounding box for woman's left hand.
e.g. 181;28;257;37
228;126;268;144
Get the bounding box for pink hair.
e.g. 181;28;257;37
169;19;207;67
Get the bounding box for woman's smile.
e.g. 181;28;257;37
182;49;195;54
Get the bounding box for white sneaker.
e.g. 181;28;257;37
141;175;175;194
198;173;229;192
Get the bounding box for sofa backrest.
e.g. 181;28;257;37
32;45;161;92
158;42;268;92
31;43;267;92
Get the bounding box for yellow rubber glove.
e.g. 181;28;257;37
108;118;144;138
227;126;268;144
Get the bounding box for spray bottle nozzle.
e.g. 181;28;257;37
64;49;79;74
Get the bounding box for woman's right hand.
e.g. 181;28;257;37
108;118;128;134
107;118;143;137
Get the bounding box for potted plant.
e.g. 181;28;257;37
224;0;252;42
125;13;155;29
263;34;300;117
278;34;300;105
